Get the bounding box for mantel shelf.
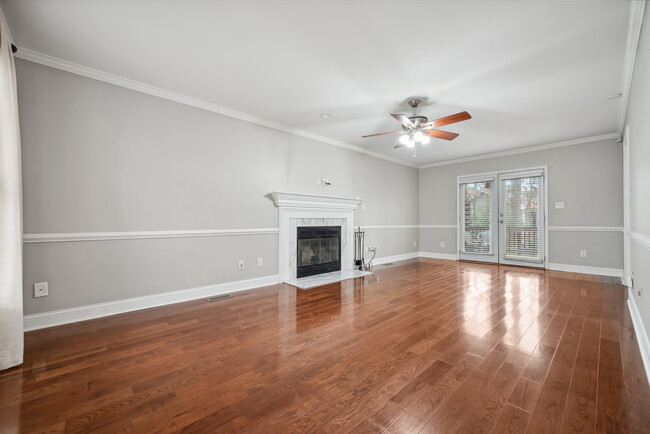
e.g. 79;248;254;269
270;191;364;210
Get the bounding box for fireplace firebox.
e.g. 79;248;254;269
296;226;341;278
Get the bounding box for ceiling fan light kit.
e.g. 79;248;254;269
363;98;471;157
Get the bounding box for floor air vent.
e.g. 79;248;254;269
382;263;394;266
206;294;232;302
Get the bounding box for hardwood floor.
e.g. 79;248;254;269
1;259;649;433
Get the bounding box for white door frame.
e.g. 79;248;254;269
457;165;549;268
623;126;631;285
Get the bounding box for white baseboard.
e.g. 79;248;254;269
22;258;626;331
372;251;420;265
546;263;623;278
627;288;650;384
23;275;279;331
419;251;459;261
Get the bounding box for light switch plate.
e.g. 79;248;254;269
555;202;565;209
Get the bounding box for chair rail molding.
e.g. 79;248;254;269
548;226;624;232
23;228;279;243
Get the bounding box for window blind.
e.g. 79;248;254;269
502;176;543;262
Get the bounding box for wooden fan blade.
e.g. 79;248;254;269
362;130;404;139
421;111;471;128
391;114;415;128
424;129;459;140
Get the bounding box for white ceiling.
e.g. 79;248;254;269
0;0;633;166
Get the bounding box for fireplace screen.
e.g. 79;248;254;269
297;226;341;278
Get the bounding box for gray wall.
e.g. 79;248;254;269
17;60;419;315
419;138;624;268
625;5;650;343
18;52;632;320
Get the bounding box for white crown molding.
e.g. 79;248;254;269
618;1;646;136
23;274;280;331
22;228;280;243
547;263;623;278
14;47;419;169
627;287;650;385
12;47;627;171
631;231;650;250
418;133;620;169
420;224;458;229
419;251;459;261
548;226;624;232
270;191;363;210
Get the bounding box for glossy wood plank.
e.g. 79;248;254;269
0;260;648;433
508;377;542;412
493;404;531;434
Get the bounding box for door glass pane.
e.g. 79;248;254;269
462;182;492;254
503;176;542;261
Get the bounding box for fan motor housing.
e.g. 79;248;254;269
404;115;428;129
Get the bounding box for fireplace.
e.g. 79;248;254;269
296;226;341;278
270;191;362;283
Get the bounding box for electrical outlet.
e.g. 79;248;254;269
257;257;263;267
361;203;366;210
580;250;587;258
34;282;48;298
638;286;644;300
440;242;445;248
316;177;321;185
238;260;244;270
322;178;332;187
413;241;417;247
367;245;378;252
555;202;565;209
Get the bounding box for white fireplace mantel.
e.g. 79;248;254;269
270;192;364;282
270;191;364;210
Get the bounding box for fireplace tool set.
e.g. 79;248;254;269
354;227;375;271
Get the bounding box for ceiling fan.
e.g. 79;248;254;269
362;99;471;156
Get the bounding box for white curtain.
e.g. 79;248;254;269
0;18;23;370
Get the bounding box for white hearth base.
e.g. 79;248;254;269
285;269;373;289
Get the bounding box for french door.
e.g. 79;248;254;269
459;169;545;267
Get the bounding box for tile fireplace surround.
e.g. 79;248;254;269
270;192;364;283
